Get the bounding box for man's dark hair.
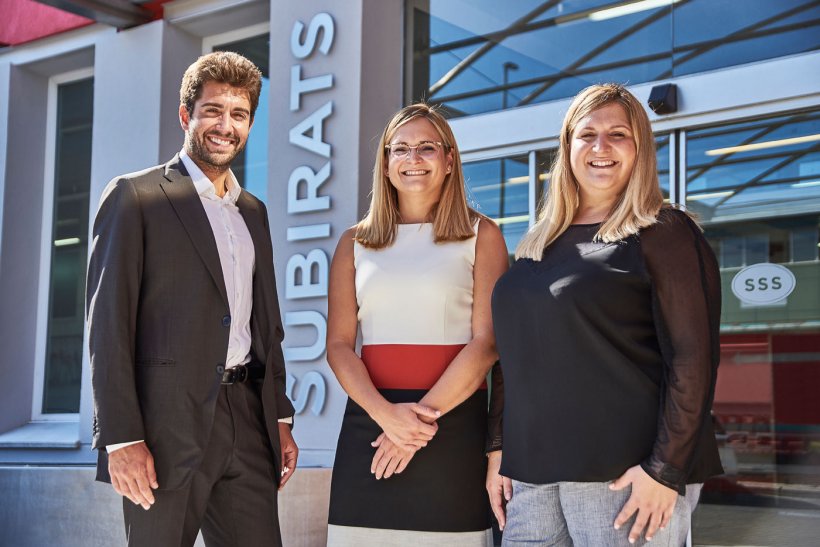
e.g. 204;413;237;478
180;51;263;120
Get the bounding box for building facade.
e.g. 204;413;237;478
1;0;819;545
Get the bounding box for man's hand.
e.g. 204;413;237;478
278;423;298;490
108;441;158;510
373;402;440;451
486;450;512;530
370;432;417;479
610;465;678;543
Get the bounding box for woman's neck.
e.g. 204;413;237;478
574;194;617;224
398;197;436;224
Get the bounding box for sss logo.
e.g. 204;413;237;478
731;263;796;306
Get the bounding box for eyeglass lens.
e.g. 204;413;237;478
389;143;440;158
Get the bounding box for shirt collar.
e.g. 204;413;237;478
179;149;242;204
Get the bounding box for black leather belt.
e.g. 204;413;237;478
221;363;265;385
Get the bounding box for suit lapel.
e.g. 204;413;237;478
160;155;230;309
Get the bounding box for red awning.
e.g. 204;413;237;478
0;0;94;46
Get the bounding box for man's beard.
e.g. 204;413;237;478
186;130;245;173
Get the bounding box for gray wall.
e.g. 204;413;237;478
0;467;124;547
0;61;8;267
0;65;49;432
0;466;332;546
268;0;405;458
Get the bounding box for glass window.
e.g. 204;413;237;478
656;133;671;201
42;77;93;414
464;154;531;252
686;110;820;222
409;0;820;117
690;114;820;546
673;0;820;77
535;148;557;210
214;34;270;202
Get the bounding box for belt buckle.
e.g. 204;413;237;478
221;364;248;385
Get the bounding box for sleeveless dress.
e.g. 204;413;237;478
327;222;493;546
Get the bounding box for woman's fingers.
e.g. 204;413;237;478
374;451;392;479
382;455;402;479
628;508;650;544
659;508;673;531
380;403;439;447
485;451;509;530
370;445;386;474
395;454;412;475
410;403;441;421
612;465;678;543
644;508;664;542
372;433;418;479
614;496;638;531
503;476;513;502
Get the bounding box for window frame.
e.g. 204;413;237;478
31;67;94;422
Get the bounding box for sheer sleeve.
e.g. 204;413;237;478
639;209;721;493
486;361;504;453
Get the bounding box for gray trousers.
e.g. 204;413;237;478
502;480;702;547
122;382;281;547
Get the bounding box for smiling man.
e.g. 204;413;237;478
87;52;297;547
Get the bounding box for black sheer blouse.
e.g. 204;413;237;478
489;209;723;494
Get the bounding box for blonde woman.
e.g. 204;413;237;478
487;84;723;546
326;104;508;545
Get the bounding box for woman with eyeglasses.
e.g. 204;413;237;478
486;84;723;546
326;103;508;546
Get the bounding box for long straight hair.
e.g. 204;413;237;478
355;103;479;249
516;84;664;260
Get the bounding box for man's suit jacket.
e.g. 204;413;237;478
87;155;294;490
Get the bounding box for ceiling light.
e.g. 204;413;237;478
687;190;734;201
588;0;680;22
54;237;81;247
492;215;529;225
705;134;820;156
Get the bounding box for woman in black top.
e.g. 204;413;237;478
486;84;723;546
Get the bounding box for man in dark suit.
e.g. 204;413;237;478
87;51;297;546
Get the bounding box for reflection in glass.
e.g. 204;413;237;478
535;149;557;212
656;133;670;200
410;0;820;117
464;155;530;252
673;0;820;77
686;110;820;222
696;218;820;544
692;111;820;545
215;34;270;203
43;78;93;414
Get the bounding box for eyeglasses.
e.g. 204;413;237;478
385;141;445;159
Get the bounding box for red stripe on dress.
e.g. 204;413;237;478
362;344;487;390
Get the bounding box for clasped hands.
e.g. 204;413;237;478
370;402;440;480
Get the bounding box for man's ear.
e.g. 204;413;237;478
179;104;190;130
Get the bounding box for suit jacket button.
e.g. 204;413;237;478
216;364;225;374
222;315;231;327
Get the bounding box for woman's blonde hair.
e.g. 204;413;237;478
355;103;479;249
516;83;664;260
